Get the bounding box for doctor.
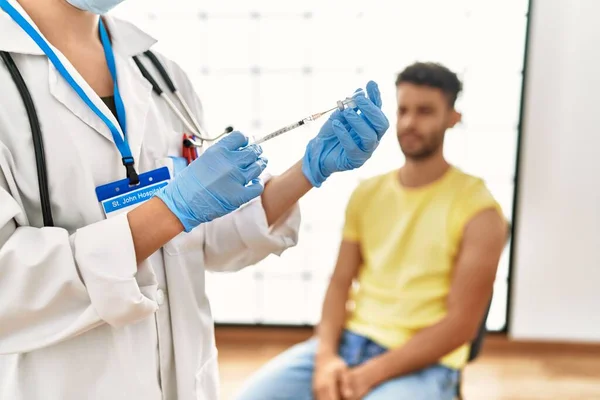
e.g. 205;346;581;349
0;0;389;399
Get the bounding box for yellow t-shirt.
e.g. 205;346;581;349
343;166;503;370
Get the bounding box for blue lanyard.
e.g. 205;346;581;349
0;0;139;184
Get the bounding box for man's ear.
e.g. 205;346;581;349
448;110;462;128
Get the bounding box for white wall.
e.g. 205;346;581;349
111;2;527;330
510;0;600;342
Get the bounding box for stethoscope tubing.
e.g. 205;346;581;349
133;51;231;144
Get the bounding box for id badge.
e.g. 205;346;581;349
95;167;171;218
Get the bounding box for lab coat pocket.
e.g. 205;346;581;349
195;351;220;400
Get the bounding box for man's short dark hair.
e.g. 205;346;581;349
395;62;462;107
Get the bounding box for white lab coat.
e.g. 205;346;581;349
0;2;301;399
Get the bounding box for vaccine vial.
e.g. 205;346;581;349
336;88;365;111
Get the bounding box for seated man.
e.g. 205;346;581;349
235;62;508;400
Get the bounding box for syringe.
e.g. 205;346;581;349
252;89;364;145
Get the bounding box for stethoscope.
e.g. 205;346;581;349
0;48;231;227
132;50;233;148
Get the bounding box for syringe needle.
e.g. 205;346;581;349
308;106;338;121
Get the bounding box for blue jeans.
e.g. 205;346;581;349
234;330;459;400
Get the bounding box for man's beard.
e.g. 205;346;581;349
399;131;444;161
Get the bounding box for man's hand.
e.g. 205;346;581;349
339;364;378;400
313;354;348;400
313;241;363;398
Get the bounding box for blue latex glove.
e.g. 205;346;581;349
302;80;390;187
156;132;267;232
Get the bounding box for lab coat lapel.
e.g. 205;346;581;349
2;0;120;145
2;0;158;166
48;58;121;146
48;54;153;168
47;17;156;165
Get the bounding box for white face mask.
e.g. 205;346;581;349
65;0;125;14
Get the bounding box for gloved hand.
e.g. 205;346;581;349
302;80;389;187
156;132;267;232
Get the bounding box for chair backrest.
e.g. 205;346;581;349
467;295;493;362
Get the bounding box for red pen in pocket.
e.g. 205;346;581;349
182;133;193;165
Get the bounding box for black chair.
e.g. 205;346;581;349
455;296;493;400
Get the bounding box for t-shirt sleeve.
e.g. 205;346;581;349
341;185;364;242
449;179;506;245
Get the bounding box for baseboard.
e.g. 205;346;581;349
215;326;600;355
482;334;600;355
215;325;314;346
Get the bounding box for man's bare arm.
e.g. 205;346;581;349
356;208;507;387
316;240;363;360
